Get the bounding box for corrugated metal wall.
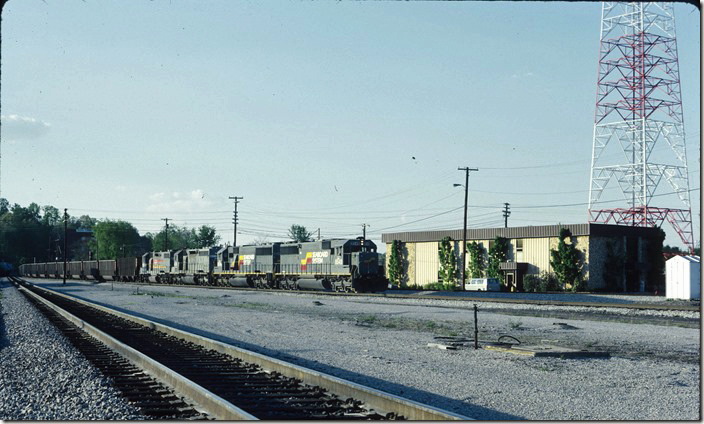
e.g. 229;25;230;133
414;242;439;285
522;237;552;274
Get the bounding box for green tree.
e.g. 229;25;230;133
438;237;457;285
550;228;583;291
73;214;97;229
151;224;196;251
90;220;142;259
41;205;61;226
0;202;52;265
288;224;313;242
466;241;486;278
193;225;221;248
388;240;404;287
0;198;9;216
487;236;509;282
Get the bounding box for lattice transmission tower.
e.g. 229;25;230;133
588;2;693;253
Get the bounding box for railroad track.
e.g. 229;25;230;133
10;277;467;420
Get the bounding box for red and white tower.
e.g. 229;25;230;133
588;2;693;253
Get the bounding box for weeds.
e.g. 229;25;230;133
130;290;193;299
352;314;456;335
228;302;271;311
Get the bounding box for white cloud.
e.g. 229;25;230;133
0;114;51;141
114;185;127;192
511;72;535;79
146;189;213;213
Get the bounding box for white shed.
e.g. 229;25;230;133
665;255;701;300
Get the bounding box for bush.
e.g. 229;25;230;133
523;274;542;292
522;272;562;292
425;282;459;291
543;272;563;292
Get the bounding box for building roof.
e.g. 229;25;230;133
381;223;662;243
666;255;700;263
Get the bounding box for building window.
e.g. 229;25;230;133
516;239;523;252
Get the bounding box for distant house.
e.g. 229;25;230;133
382;223;664;292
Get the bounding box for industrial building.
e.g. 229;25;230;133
381;223;664;292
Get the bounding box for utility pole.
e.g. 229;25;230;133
503;203;511;228
228;196;243;247
361;224;369;247
161;218;170;251
317;228;321;241
63;208;67;284
458;167;478;290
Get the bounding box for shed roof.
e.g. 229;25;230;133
666;255;701;263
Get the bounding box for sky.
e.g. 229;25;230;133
1;0;700;252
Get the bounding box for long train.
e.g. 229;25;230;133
19;238;388;293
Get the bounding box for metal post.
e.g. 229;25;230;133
63;208;67;284
161;218;169;250
361;224;368;248
229;196;243;247
458;167;478;290
473;304;479;349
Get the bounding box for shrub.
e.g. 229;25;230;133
550;228;583;291
425;282;459;291
388;240;404;287
543;271;562;292
522;272;562;292
467;242;486;278
523;274;542;292
438;237;457;285
487;236;509;283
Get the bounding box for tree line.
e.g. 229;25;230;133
0;199;220;267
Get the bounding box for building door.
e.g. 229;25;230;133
506;272;515;292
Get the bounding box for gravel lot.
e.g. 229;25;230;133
0;279;146;420
6;278;702;420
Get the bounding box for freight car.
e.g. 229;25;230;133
19;238;387;293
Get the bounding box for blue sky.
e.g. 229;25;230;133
1;1;700;250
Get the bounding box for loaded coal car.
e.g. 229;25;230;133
67;261;83;279
46;262;62;279
116;256;142;281
98;260;117;281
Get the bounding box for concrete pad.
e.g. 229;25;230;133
483;343;610;358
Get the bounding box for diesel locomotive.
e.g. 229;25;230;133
19;238;388;293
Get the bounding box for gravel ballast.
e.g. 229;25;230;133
0;279;147;420
15;279;704;420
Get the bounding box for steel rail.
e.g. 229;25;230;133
17;279;470;421
16;282;256;420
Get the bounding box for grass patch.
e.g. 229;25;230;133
228;301;272;311
508;320;523;330
130;290;192;299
